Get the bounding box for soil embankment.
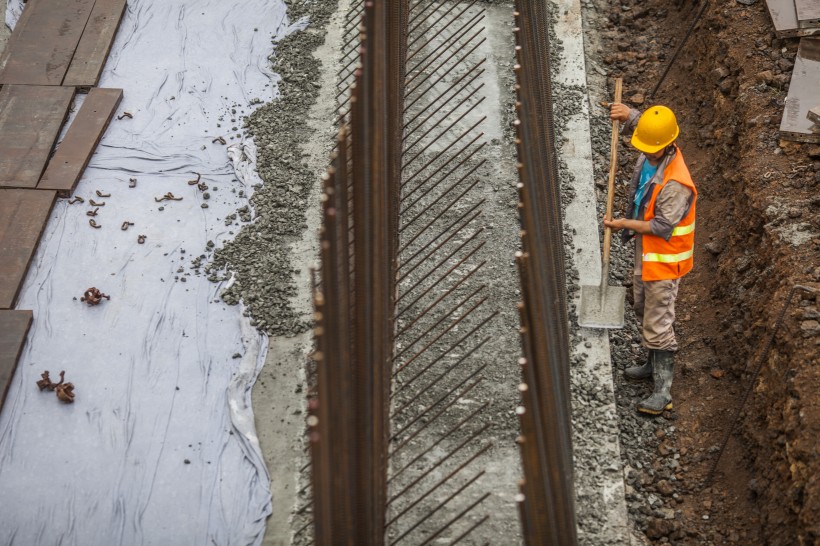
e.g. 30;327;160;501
584;0;818;543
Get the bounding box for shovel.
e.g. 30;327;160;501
578;77;626;329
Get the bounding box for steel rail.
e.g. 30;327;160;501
389;374;486;452
448;514;491;545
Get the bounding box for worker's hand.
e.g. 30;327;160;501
609;102;630;123
604;217;626;231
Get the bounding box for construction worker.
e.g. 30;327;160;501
604;103;697;416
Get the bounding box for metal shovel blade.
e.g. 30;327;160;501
578;283;627;329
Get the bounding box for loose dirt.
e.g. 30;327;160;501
583;0;819;543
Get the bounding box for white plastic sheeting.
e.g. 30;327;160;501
0;1;295;544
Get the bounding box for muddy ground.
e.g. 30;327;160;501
583;0;819;543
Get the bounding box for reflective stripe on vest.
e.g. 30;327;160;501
643;249;694;263
671;221;695;236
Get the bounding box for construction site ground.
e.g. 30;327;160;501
2;0;817;544
248;0;819;543
583;0;819;544
214;0;820;543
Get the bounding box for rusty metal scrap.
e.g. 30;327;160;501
37;370;58;391
154;192;183;202
56;382;75;403
36;370;75;403
80;287;110;305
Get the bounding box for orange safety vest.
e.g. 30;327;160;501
642;146;697;281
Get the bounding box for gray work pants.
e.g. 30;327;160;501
633;275;680;351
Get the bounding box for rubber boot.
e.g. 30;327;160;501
625;350;653;380
637;349;674;415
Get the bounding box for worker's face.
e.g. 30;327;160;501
644;148;666;165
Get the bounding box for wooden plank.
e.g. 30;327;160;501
0;190;56;309
38;88;123;195
0;85;75;189
0;310;33;416
780;38;820;144
796;0;820;29
766;0;820;38
63;0;127;87
0;0;97;85
0;0;39;74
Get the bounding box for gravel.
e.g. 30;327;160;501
205;0;337;337
579;0;691;542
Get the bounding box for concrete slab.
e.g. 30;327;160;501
552;0;630;543
766;0;820;38
796;0;820;29
0;0;96;86
780;38;820;144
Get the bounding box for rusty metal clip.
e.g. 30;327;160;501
155;192;183;202
80;287;109;304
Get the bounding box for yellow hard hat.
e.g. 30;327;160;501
631;105;680;154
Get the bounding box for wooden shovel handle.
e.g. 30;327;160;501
602;78;623;268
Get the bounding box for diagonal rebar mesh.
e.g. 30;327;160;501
306;0;578;544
